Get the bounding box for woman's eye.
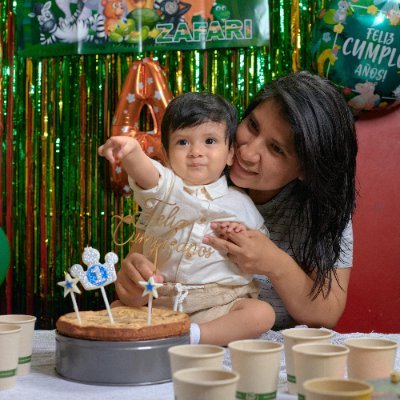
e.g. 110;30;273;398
247;117;258;133
271;143;284;154
205;138;216;144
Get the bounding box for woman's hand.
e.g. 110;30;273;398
203;222;282;276
115;252;164;307
203;222;350;328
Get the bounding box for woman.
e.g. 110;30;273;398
114;71;357;330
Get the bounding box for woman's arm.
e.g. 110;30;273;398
203;226;350;328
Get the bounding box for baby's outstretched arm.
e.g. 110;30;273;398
98;136;159;189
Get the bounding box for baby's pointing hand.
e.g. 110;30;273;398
98;136;137;163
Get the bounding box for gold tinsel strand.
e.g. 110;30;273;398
291;0;301;72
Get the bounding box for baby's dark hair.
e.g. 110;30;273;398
161;92;237;152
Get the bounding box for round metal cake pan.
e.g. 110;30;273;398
55;332;190;385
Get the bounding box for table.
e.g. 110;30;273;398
1;329;399;400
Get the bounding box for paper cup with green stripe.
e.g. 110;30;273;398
293;343;349;400
173;368;239;400
0;324;21;390
345;337;398;381
282;328;333;394
228;339;283;400
0;315;36;376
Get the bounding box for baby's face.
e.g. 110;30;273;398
167;121;234;186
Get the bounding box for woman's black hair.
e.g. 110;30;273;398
244;71;358;298
161;92;237;152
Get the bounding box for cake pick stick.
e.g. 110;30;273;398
58;272;82;324
147;291;153;326
154;247;159;276
100;286;114;324
150;248;161;323
138;276;163;325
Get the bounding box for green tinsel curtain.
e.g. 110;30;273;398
0;1;324;328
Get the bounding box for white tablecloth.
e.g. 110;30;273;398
1;329;399;400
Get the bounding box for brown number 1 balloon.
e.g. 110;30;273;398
109;57;174;195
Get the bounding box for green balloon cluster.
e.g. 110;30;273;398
312;0;400;113
0;227;11;285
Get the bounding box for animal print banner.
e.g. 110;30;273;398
17;0;270;57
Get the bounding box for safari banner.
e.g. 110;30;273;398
17;0;270;57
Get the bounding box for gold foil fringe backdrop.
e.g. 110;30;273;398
0;0;323;328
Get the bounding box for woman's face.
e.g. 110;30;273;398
230;100;303;199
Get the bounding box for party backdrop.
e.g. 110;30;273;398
18;0;270;56
0;0;323;328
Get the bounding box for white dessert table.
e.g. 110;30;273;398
1;329;399;400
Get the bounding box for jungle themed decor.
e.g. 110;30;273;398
18;0;270;57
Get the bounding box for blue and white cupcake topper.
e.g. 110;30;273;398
58;272;82;324
138;276;162;325
70;246;118;324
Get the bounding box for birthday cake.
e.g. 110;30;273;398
56;306;190;341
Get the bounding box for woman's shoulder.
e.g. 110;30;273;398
256;182;300;215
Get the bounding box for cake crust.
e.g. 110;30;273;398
56;306;190;341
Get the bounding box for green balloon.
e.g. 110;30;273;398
311;0;400;113
0;227;11;285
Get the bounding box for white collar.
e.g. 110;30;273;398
182;175;229;200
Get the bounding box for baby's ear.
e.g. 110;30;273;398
226;146;235;166
160;146;170;167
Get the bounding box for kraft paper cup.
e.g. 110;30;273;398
345;337;398;380
0;314;36;375
303;378;373;400
293;343;349;400
228;339;283;400
168;344;225;374
282;328;333;394
173;367;239;400
0;324;21;390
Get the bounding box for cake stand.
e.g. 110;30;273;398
55;332;190;385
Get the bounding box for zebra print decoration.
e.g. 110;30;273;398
28;1;106;45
